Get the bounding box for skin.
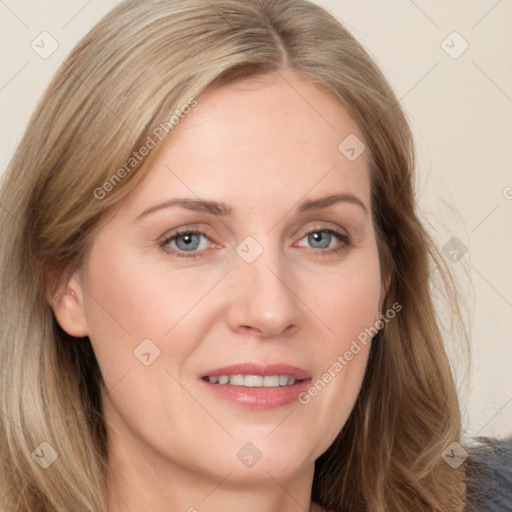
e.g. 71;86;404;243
52;69;387;512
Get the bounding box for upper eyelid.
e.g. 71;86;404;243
156;212;352;238
298;226;344;237
295;224;349;240
295;227;349;247
160;225;211;242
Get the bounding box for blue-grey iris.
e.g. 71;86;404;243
308;231;331;249
175;233;201;251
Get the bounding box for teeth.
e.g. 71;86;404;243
263;375;279;387
244;375;262;387
230;374;245;386
206;374;300;387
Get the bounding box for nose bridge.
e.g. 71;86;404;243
227;238;301;337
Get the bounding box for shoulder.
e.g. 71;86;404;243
464;436;512;512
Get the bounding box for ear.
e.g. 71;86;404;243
375;270;392;323
47;271;89;338
380;271;391;310
376;234;396;317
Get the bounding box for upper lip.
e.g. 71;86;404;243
199;363;311;380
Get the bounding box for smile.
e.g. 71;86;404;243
203;374;302;387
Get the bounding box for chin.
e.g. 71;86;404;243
225;434;319;481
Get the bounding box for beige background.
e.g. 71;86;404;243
1;0;511;438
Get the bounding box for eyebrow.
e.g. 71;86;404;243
136;198;232;220
298;193;368;214
136;192;368;221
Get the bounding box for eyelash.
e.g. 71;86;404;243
159;227;350;259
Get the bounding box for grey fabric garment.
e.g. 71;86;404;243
465;436;512;511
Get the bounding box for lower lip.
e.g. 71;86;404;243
200;378;312;409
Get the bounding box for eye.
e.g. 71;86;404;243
173;232;205;251
296;227;350;255
160;230;213;258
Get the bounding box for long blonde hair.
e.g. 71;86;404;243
0;0;467;510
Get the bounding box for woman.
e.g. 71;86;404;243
0;1;509;511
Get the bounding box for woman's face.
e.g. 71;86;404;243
62;70;385;484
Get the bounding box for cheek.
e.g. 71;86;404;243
80;242;228;397
79;245;173;387
83;243;188;338
296;246;381;441
310;247;382;346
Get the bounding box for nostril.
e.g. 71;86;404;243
240;325;261;335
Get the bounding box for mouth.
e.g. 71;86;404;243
202;374;306;387
199;363;312;409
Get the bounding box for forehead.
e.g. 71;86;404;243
124;70;370;214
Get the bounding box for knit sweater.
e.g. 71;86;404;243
465;436;512;511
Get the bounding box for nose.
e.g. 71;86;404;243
226;251;302;338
